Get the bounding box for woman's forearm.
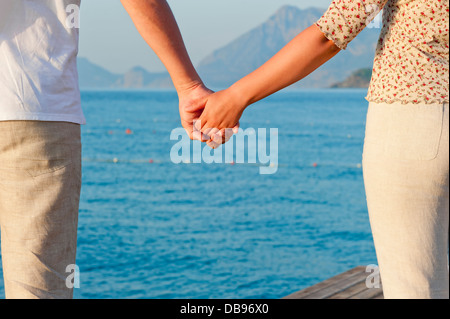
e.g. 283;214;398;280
229;24;341;107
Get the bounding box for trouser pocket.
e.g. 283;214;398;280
363;102;444;162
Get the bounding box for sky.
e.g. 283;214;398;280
78;0;333;74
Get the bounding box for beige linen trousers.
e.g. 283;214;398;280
363;102;449;299
0;121;81;299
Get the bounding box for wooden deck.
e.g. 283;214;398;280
283;266;384;299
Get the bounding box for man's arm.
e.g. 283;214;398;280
121;0;210;140
121;0;200;91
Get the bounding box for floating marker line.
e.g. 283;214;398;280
82;158;362;169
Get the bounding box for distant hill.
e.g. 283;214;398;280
78;6;381;90
118;66;172;89
330;68;373;88
78;57;121;89
77;58;172;90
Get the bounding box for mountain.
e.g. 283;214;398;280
118;66;172;89
197;5;380;89
331;68;373;88
77;57;121;89
78;6;380;90
197;6;325;88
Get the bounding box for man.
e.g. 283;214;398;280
0;0;211;299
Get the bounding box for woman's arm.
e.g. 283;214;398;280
231;24;340;107
196;0;391;147
195;24;341;145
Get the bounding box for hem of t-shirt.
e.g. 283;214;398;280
365;96;450;105
0;113;86;125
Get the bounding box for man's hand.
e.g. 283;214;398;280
178;82;213;141
193;88;243;149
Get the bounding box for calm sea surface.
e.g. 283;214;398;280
0;89;378;299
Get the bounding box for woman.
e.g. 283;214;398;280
194;0;449;299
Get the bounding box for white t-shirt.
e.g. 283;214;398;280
0;0;85;124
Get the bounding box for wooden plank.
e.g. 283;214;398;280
283;266;365;299
352;284;384;299
302;269;368;299
329;280;369;299
283;266;366;299
374;293;384;299
283;266;384;299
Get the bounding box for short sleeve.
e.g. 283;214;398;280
316;0;389;50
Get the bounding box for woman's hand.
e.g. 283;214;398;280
193;88;244;148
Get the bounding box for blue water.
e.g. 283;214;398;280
0;89;378;299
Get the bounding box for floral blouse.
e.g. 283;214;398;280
316;0;449;104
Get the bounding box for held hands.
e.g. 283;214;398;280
178;84;245;149
177;82;214;142
191;88;245;149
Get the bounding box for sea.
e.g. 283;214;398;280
0;88;378;299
